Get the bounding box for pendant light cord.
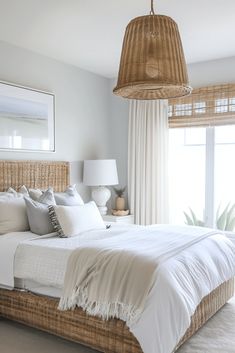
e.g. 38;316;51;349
150;0;155;15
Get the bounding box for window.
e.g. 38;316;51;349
169;127;206;226
214;125;235;230
169;125;235;230
168;84;235;231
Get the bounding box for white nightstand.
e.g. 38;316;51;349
102;214;134;224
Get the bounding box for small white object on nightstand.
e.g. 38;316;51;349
102;214;134;224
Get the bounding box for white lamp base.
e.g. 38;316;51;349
92;186;111;215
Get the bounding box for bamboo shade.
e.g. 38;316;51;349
168;84;235;128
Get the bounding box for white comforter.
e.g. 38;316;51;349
59;225;226;324
0;224;235;353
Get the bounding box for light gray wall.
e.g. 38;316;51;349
0;41;110;201
109;56;235;199
188;56;235;87
108;80;129;184
107;80;129;208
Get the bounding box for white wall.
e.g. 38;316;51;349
0;41;110;200
109;56;235;197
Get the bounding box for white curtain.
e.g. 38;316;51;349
128;100;169;225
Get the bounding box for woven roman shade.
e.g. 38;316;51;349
168;84;235;128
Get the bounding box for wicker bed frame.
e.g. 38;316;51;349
0;160;234;353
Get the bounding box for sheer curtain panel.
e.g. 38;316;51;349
128;100;169;225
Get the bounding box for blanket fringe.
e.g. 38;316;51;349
58;287;142;326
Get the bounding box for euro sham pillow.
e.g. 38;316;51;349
0;193;29;234
54;185;84;206
24;197;54;235
49;201;105;238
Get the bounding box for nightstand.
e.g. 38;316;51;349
102;214;134;224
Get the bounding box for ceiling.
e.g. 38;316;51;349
0;0;235;78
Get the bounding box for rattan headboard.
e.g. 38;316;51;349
0;160;70;192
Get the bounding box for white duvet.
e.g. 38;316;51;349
0;224;235;353
59;225;227;323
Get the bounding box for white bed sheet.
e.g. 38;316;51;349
15;278;62;298
0;231;38;288
0;225;235;353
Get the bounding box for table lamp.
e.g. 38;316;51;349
83;159;119;215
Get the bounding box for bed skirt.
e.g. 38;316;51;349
0;278;234;353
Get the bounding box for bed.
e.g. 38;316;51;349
0;159;234;353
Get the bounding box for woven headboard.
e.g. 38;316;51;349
0;160;70;192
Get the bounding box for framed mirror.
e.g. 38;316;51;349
0;81;55;152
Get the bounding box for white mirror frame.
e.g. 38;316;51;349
0;81;55;152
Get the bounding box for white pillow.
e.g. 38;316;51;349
38;187;56;205
0;194;29;234
28;188;43;201
27;187;56;204
54;185;84;206
48;201;105;238
7;185;29;197
0;192;16;197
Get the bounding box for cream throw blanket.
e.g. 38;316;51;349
59;225;218;325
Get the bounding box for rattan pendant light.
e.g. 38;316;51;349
113;0;192;100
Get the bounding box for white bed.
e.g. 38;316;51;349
0;160;234;353
1;223;235;353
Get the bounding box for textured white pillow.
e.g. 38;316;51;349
54;185;84;206
0;194;29;234
49;201;105;237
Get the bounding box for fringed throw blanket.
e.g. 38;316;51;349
59;225;219;325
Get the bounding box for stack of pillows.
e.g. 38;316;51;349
0;185;106;237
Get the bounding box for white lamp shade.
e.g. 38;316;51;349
83;159;119;186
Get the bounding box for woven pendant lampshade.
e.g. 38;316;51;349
113;1;192;100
